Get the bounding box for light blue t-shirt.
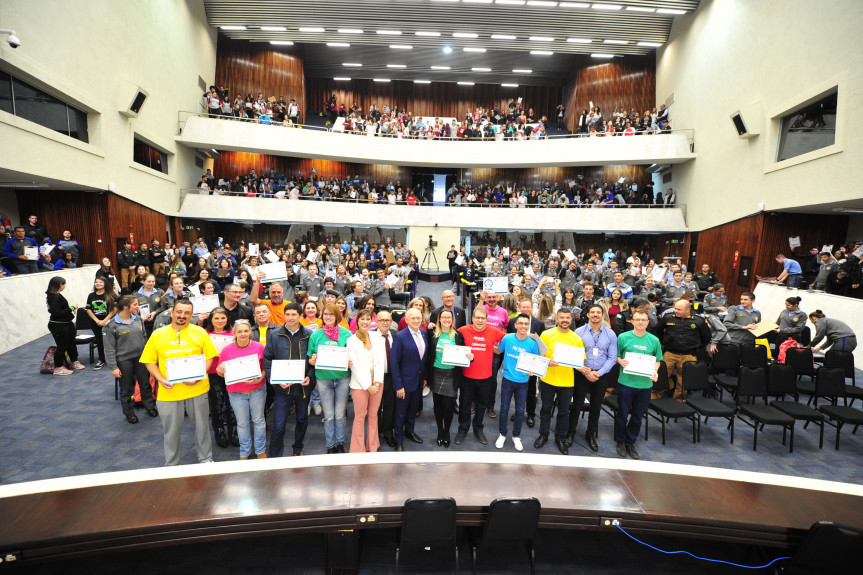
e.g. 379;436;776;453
783;259;802;275
498;333;540;384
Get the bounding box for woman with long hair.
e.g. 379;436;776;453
308;303;353;453
602;288;628;328
427;309;470;448
300;300;323;331
127;265;149;294
95;257;117;293
85;277;116;369
346;309;385;453
349;295;377;333
397;297;429;331
202;307;238;448
214;258;236;291
45;276;84;375
134;273;163;336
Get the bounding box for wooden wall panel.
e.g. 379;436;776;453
306;78;562;120
756;212;849;279
692;214;764;303
106;194;168;252
214;35;306;118
454;165;650;192
563;54;656;132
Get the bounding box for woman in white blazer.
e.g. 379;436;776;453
346;309;386;453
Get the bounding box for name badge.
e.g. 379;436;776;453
593;347;599;357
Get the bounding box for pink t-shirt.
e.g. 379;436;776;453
483;304;510;332
207;330;232;374
219;340;265;393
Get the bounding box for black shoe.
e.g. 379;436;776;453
474;430;488;445
146;407;159;418
327;446;337;454
555;440;569;455
336;443;345;453
288;403;295;416
215;427;229;448
586;432;598;452
442;434;451;448
616;441;627;458
229;426;240;447
384;435;397;448
626;443;640;460
564;432;575;448
93;361;105;370
471;405;476;414
510;413;515;422
526;416;535;428
487;408;497;419
394;443;405;451
534;435;548;448
406;432;423;444
125;412;138;424
454;430;467;445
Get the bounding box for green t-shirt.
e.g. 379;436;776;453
308;327;352;380
616;330;663;389
433;332;456;370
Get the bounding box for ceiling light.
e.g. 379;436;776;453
638;41;662;47
591;3;622;10
527;1;558;6
338;28;363;34
626;6;655;12
496;0;526;5
220;26;246;30
414;80;432;83
415;31;441;36
431;0;460;2
591;53;615;58
559;2;590;7
530;36;555;42
327;42;350;47
464;47;486;52
657;8;686;15
501;83;519;87
604;39;628;44
0;182;48;188
442;46;453;53
567;38;592;43
342;62;362;67
299;27;325;32
374;79;392;82
387;64;407;68
390;44;413;49
492;34;517;40
431;66;452;70
512;68;532;73
458;81;476;85
472;67;492;72
377;29;402;35
454;32;479;38
465;0;494;3
270;40;294;45
260;26;287;31
530;50;553;55
333;77;351;81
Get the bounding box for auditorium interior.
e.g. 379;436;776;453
1;0;862;573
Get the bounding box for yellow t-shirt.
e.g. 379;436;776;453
258;325;269;346
539;328;585;388
140;324;219;401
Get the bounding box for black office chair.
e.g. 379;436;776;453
709;344;740;400
785;347;817;402
824;350;860;406
767;363;825;449
740;344;768;370
396;497;459;574
390;308;406;326
815;367;863;450
781;521;862;574
469;497;540;575
390;289;410;311
645;362;698;444
735;367;795;452
682;361;734;443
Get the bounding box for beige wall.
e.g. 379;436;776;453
657;0;863;231
0;0;217;214
407;226;461;272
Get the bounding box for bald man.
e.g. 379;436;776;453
656;300;711;400
429;289;467;330
390;308;428;450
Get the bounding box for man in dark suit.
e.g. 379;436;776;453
374;310;399;448
506;298;546;428
429;289;467;330
390;308;427;450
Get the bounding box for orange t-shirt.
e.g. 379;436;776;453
259;297;291;326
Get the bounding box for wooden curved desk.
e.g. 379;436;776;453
2;453;862;565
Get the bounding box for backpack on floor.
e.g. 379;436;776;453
132;375;159;404
40;346;57;374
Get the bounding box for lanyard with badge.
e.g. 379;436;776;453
587;327;602;358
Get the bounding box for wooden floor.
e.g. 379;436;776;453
2;455;863;565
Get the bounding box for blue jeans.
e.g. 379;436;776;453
268;385;310;457
614;385;651;445
228;386;267;458
310;387;321;406
317;377;350;448
499;377;528;437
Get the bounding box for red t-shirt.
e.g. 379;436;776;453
458;325;504;379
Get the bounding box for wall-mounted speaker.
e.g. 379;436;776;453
730;101;763;139
119;85;149;118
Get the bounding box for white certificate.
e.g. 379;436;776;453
270;359;306;385
515;352;550;378
165;354;207;384
188;283;201;297
550;249;559;258
190;294;220;314
139;304;150;321
316;345;349;370
306;251;318;262
258;262;287;283
552;343;585;369
209;334;234;353
24;246;39;260
223;355;262;385
502;247;510;257
248;243;259;256
441;345;472;367
622;352;657;378
264;250;279;263
482;276;509;295
455;255;465;266
564;249;577;262
384;273;399;287
40;244;55;255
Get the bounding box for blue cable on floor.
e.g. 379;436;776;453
614;523;791;570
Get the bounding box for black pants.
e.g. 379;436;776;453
91;324;106;363
525;375;538;418
570;371;612;437
207;373;235;430
486;353;503;409
378;372;395;439
433;393;456;439
48;322;77;367
458;376;488;433
117;358;155;412
539;381;573;441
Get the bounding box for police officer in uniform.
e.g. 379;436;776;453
117;240;138;291
723;291;761;348
693;264;719;294
775;296;808;344
656;300;712;400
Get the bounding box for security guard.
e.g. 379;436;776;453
811;252;837;290
693;264;719;293
776;296;808;343
723;292;761;347
117;240;138;290
656;300;712;400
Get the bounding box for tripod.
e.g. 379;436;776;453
421;242;439;271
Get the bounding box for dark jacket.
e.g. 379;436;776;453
429;305;467;330
426;330;467;386
251;322;280;343
263;324;316;394
656;313;711;355
391;327;428;392
46;292;74;323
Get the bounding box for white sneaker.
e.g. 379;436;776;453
495;434;506;449
422;386;431;397
513;437;523;452
53;367;74;376
313;404;322;416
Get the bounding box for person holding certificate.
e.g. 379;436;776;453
572;304;618;452
614;310;663;460
140;299;219;466
216;319;266;460
308;303;353;454
346;310;386;453
104;295;157;424
202;308;238;448
494;314;540;451
426;309;471;448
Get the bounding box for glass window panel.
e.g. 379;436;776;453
67;105;89;142
777;91;838;162
13;78;69;135
0;70;12;114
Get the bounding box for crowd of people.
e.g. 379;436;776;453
204;85;302;125
30;229;859;466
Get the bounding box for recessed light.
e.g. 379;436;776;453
591;3;622;10
501;83;519;87
374;78;392;82
530;36;555;42
431;66;452;70
657;8;686;15
491;34;517;40
513;68;532;73
220;26;246;30
527;1;558;6
454;32;479;38
415;31;441;36
464;47;486;52
327;42;350;47
270;41;294;45
442;46;453;53
458;81;476;85
338;28;363;34
496;0;526;5
390;44;413;49
299;27;325;32
464;0;493;4
604;39;628;44
431;0;460;2
342;62;362;67
559;2;590;7
377;29;402;35
591;53;615;58
567;38;592;43
626;6;655;12
260;26;287;31
414;80;432;83
387;64;407;68
333;77;351;81
638;41;662;47
472;67;492;72
530;50;554;55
